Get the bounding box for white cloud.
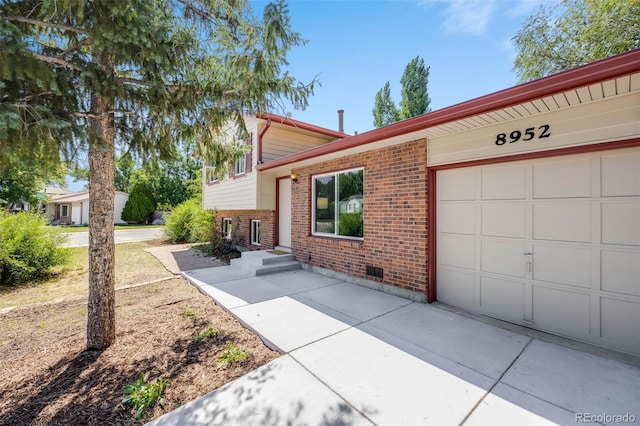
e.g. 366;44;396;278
423;0;497;36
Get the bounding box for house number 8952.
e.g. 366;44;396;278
495;124;551;146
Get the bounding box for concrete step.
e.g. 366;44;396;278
230;250;301;276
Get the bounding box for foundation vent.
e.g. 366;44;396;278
366;265;383;279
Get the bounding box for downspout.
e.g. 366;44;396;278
258;117;271;164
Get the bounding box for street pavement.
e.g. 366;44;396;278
62;227;164;247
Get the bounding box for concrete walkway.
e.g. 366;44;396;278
149;255;640;426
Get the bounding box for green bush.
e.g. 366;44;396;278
122;182;156;224
0;211;70;286
164;198;216;243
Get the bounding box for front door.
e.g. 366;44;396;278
278;178;292;248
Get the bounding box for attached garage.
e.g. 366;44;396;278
430;64;640;356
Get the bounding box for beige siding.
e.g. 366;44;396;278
257;171;278;210
261;127;332;162
203;172;258;211
428;91;640;166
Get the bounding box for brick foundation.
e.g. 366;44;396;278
290;139;429;295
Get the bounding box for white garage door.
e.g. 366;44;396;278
436;147;640;356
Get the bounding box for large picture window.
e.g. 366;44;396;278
312;168;363;239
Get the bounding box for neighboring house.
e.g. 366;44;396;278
45;189;129;225
204;50;640;357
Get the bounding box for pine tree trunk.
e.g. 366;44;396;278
86;53;116;351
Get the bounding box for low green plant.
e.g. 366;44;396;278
182;308;197;317
196;325;219;341
216;341;249;368
0;211;70;286
122;373;168;420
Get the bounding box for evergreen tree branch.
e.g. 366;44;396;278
5;15;89;35
56;38;92;59
31;51;82;71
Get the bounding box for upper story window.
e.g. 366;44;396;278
312;168;364;239
233;138;251;177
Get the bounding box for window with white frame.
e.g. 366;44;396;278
222;218;232;240
312;168;364;239
251;220;261;245
234;140;246;175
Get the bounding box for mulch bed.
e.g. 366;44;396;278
0;278;279;425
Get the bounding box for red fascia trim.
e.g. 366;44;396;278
258;112;348;140
257;49;640;172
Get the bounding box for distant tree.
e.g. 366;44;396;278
0;150;65;206
399;56;430;120
512;0;640;83
121;182;156;224
115;153;136;193
372;82;400;128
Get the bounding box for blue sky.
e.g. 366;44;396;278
255;0;555;135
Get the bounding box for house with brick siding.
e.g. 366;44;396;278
205;50;640;357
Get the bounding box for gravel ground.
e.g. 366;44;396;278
144;243;226;274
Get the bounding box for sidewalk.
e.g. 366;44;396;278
149;257;640;426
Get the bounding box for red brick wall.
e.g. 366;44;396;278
215;210;275;250
291;139;429;295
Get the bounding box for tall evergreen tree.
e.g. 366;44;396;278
399;56;430;120
372;81;400;128
0;0;314;350
512;0;640;83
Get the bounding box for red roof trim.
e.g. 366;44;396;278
257;49;640;172
257;112;348;140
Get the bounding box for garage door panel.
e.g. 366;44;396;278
533;203;591;243
481;165;526;200
600;297;640;346
480;277;525;322
533;245;591;289
601;202;640;246
437;269;475;309
481;203;526;238
532;286;591;336
439;203;475;235
438;169;476;200
439;236;475;270
437;147;640;355
481;241;526;277
601;250;640;296
533;158;592;199
601;152;640;197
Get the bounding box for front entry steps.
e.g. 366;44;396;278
230;250;301;276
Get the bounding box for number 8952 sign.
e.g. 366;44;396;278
495;124;551;146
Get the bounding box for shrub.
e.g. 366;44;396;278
122;373;168;420
121;182;156;224
0;211;70;286
164;198;216;243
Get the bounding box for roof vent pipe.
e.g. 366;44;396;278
337;109;344;133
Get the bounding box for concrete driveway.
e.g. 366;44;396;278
62;227;164;247
149;251;640;426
